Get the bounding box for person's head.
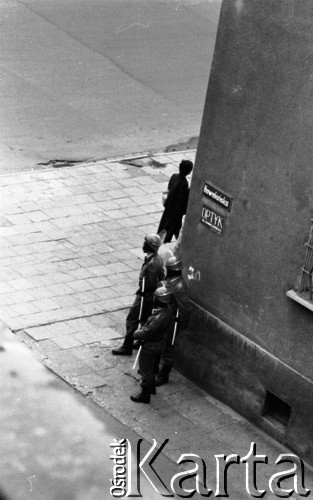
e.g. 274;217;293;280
166;256;183;279
179;160;193;177
154;286;173;307
143;233;162;253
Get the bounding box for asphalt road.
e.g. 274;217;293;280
0;0;221;173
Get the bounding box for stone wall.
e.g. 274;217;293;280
179;0;313;462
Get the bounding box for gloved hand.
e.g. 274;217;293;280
133;329;142;340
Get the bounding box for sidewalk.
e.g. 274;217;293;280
0;149;312;498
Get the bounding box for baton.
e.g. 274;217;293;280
132;344;142;370
133;277;145;370
172;309;179;346
138;277;145;328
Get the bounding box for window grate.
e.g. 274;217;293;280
298;220;313;302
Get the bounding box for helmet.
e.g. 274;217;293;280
144;233;162;251
154;286;174;304
166;257;183;271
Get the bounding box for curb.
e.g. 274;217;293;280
0;148;197;178
104;148;196;164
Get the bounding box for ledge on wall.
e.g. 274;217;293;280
286;289;313;312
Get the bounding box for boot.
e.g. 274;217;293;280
155;364;172;386
130;391;150;404
112;344;133;356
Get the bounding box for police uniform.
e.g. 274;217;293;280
112;234;165;356
130;287;174;403
156;257;193;386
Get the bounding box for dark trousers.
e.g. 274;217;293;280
161;326;175;367
123;295;153;349
139;344;163;394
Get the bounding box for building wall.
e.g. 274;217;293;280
178;0;313;463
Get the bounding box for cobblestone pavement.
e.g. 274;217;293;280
1;149;312;498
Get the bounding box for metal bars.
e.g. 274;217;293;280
299;219;313;301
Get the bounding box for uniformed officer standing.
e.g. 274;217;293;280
112;233;164;356
155;256;193;386
130;286;174;403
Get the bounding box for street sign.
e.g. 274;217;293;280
203;181;233;212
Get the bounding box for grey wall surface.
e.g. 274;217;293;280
179;0;313;462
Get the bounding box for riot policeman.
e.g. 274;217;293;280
130;286;174;403
155;256;193;386
112;233;164;356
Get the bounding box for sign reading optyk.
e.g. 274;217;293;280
201;206;225;235
203;182;233;212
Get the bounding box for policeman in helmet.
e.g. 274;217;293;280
112;233;165;356
130;285;174;403
155;256;193;386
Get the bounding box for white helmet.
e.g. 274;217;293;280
154;286;173;304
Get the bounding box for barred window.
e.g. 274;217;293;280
286;219;313;312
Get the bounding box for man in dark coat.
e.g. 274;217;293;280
130;286;174;403
157;159;193;243
112;233;165;356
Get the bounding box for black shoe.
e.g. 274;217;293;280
130;392;150;404
151;386;156;395
112;346;133;356
155;364;172;386
133;340;141;350
155;374;169;386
